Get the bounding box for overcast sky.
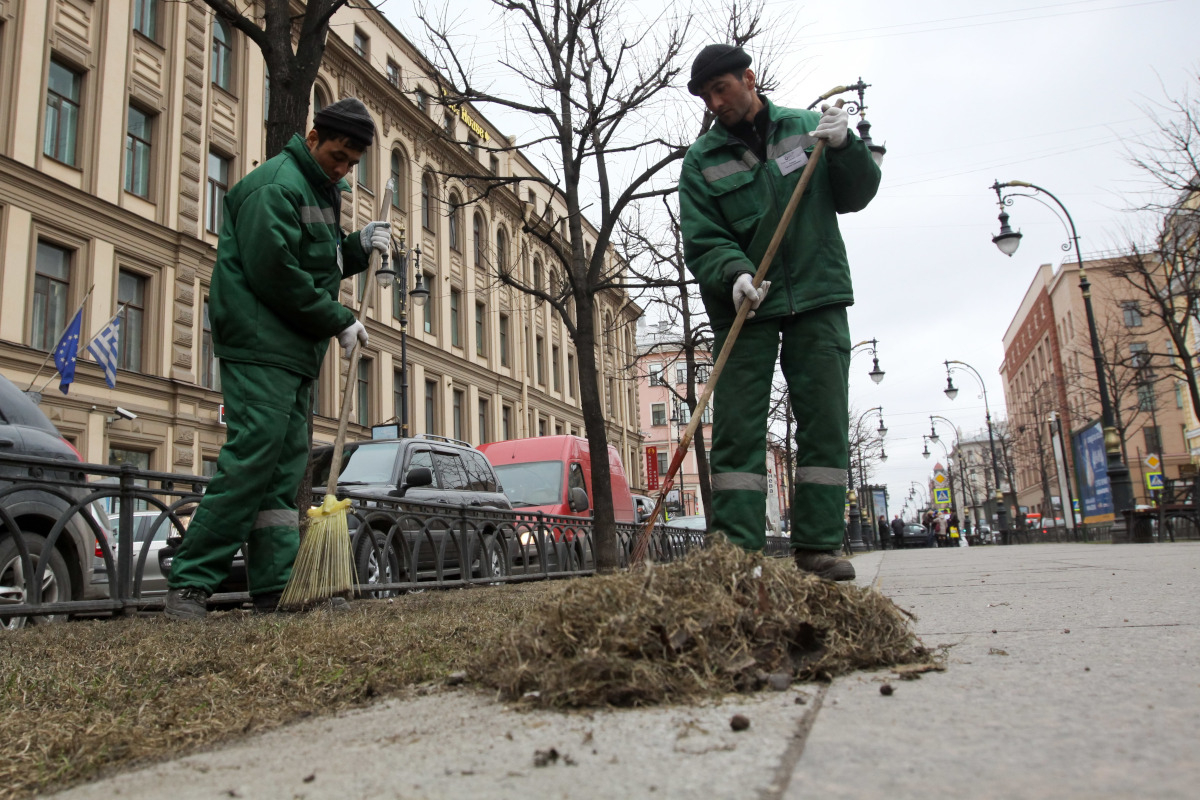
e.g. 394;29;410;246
383;0;1200;510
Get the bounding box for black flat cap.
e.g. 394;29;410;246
313;97;375;146
687;44;752;95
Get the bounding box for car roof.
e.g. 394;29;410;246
0;373;61;434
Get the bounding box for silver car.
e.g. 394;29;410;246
92;510;191;596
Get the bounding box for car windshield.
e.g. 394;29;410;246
492;461;562;508
314;442;400;486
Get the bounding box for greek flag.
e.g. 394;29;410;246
53;310;84;395
87;313;121;389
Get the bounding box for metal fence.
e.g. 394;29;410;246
1;454;789;625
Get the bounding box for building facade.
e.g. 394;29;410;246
0;0;642;480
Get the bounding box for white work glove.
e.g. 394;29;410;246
359;221;391;255
732;274;771;318
336;320;368;358
813;103;849;149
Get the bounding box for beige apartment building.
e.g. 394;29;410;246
0;0;642;480
1000;256;1190;516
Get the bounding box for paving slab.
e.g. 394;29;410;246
50;543;1200;800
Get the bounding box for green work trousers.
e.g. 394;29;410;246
710;305;850;552
168;360;311;596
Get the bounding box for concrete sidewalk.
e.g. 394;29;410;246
53;543;1200;800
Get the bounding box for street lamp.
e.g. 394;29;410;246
386;230;431;437
852;338;886;384
943;359;1009;542
989;179;1134;540
807;78;887;167
847;406;886;552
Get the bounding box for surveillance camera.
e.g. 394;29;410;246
115;407;137;421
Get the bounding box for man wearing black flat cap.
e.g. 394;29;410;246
678;45;881;581
166;97;391;619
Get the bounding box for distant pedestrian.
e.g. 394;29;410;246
890;514;905;548
877;515;890;549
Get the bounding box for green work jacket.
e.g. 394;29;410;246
210;134;370;378
678;98;881;330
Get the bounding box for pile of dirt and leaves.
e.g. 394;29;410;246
476;543;931;707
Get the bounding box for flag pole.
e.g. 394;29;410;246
26;284;95;392
36;302;126;395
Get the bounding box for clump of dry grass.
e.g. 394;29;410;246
476;542;929;707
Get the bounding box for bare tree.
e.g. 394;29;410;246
201;0;354;158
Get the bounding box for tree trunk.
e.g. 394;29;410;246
573;291;618;570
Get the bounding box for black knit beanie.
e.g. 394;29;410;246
313;97;376;146
687;44;752;95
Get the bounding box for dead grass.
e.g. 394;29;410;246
0;545;929;798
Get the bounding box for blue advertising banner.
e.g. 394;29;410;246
1072;422;1115;523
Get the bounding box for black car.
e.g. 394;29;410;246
311;434;514;592
0;373;109;628
898;523;933;549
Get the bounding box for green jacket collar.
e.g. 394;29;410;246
698;96;802;154
284;134;352;194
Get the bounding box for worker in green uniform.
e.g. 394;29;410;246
678;46;881;581
165;98;390;619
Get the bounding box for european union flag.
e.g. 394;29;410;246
53;309;84;395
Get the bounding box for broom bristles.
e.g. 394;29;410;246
279;494;357;610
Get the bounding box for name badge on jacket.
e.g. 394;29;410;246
776;147;809;177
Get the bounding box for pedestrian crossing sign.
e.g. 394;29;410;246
934;487;951;505
1146;471;1164;491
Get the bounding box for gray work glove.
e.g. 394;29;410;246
337;320;368;358
732;274;771;318
813;103;849;149
359;221;391;255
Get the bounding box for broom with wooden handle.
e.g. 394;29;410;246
630;100;846;567
280;181;395;609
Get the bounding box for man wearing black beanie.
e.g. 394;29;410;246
678;46;881;581
166;97;391;618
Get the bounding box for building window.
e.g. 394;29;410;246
606;377;615;417
109;448;152;510
117;270;146;372
448;192;462;251
206;151;230;233
533;259;543;294
467;135;478;157
1177;382;1185;409
499;314;509;367
450;288;461;348
1137;383;1156;412
443;113;454;137
473;212;484;268
422;173;435;231
657;450;668;476
567;353;575;397
696;364;711;383
416;89;427;113
552;345;561;392
386;59;401;88
452;389;464;441
701;404;713;424
536;336;545;385
649;364;664;385
31;241;72;351
651;403;666;426
356;359;371;426
538;416;547;437
676;364;688;385
478;398;489;445
502;405;512;440
489;154;500;175
1144;425;1161;454
314;86;328;115
353;28;369;59
357;144;373;191
211;19;232;91
44;60;81;166
133;0;157;40
202;298;220;390
201;457;218;478
124;105;153;197
1130;342;1149;369
1122;302;1143;328
425;379;438;434
476;302;486;357
422;273;434;334
495;228;508;272
390;150;405;210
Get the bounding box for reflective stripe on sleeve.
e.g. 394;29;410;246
299;206;336;224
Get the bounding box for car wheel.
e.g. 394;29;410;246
0;533;73;630
480;534;509;582
352;529;401;599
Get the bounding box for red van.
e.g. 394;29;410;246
479;435;636;523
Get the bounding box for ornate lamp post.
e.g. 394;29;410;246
376;231;429;437
847;406;886;551
943;359;1009;543
989;179;1134;540
852;338;886;384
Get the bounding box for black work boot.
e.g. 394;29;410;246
794;550;856;582
165;587;211;620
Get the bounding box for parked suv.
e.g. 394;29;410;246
308;434;512;593
0;373;107;628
